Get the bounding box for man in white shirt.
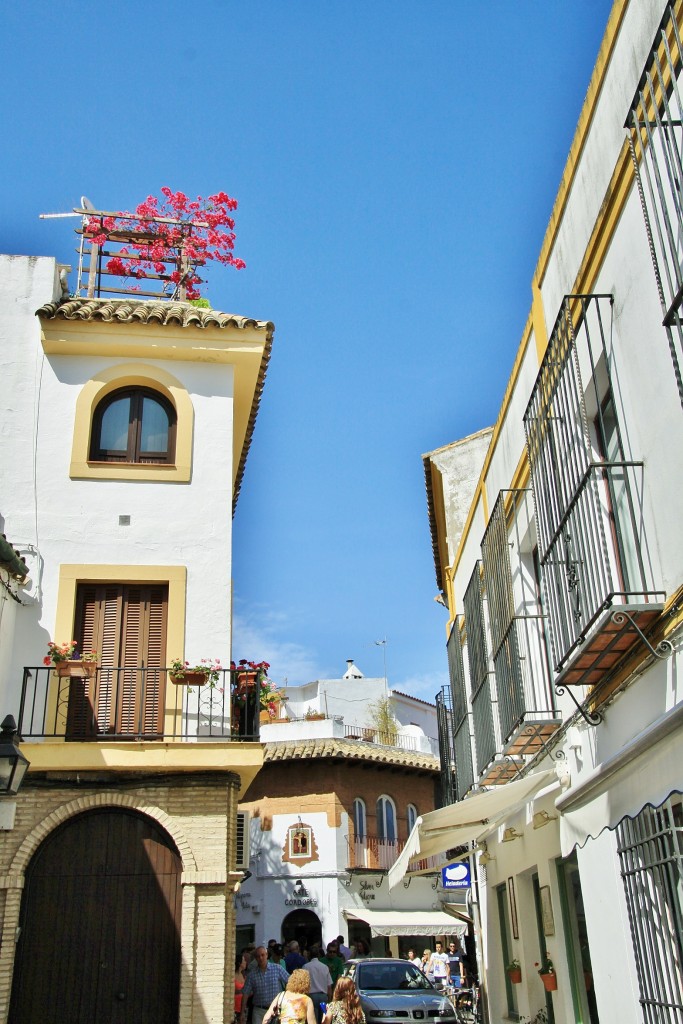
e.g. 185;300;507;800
304;945;333;1023
427;942;450;990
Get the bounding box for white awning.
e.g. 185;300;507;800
557;701;683;856
343;908;467;937
388;768;558;889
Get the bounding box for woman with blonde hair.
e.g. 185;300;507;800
322;976;365;1024
263;968;316;1024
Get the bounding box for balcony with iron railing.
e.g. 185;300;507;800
482;490;560;757
17;664;261;742
524;295;666;689
347;833;447;874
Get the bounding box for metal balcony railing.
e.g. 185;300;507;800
347;833;445;873
524;295;665;679
342;724;418;751
626;3;683;411
17;665;260;742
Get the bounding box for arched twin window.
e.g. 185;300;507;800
90;387;176;464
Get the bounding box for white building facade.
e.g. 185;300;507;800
417;3;683;1023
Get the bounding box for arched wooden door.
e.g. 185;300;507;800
9;809;182;1024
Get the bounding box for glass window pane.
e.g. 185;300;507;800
140;397;169;453
354;799;365;837
100;397;130;451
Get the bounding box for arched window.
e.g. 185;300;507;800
90;387;176;464
353;798;366;838
376;795;396;842
407;804;418;833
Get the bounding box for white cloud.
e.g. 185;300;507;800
392;670;447;705
232;603;328;686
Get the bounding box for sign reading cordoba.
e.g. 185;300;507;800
285;879;318;907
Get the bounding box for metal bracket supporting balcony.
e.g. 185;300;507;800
610;610;676;660
554;683;603;727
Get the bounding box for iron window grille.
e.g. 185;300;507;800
464;561;500;775
447;617;476;799
435;686;458;807
481;490;556;751
523;293;660;677
626;1;683;408
616;794;683;1022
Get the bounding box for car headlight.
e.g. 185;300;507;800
368;1012;394;1018
435;1008;457;1018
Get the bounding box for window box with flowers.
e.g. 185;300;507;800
169;658;222;687
536;953;557;992
44;641;98;679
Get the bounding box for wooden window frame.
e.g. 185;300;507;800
89;386;177;465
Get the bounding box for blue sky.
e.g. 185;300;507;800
1;1;613;700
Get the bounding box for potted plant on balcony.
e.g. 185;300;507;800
45;641;97;678
304;706;325;721
506;958;522;984
259;676;286;723
169;658;222;687
536;953;557;991
232;660;270;691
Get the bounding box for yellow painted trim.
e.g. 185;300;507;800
50;564;187;735
23;741;264;796
531;280;549;365
70;363;194;482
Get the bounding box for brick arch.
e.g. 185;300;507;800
9;793;197;877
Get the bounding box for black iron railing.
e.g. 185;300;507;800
17;665;261;742
524;294;663;674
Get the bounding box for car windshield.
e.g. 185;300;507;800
357;963;433;991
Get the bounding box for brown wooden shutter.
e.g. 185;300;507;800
70;584;168;739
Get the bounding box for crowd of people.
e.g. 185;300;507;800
235;935;472;1024
236;937;365;1024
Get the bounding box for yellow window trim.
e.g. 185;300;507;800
70;363;193;482
55;564;187;649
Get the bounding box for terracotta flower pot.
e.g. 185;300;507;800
55;660;96;679
507;968;522;984
170;670;208;686
540;972;558;992
236;671;258;693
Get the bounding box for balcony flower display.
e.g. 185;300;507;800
260;677;286;718
169;658;222;687
44;641;97;666
44;641;98;678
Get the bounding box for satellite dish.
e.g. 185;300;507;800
81;196;95;211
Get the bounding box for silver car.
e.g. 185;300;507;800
342;958;458;1024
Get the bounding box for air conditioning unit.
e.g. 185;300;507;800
236;811;250;870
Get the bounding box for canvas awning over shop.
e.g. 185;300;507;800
388;768;558;889
556;701;683;856
343;908;467;938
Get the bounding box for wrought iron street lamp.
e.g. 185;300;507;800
0;716;29;796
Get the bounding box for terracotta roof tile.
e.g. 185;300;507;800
263;737;439;772
36;297;273;333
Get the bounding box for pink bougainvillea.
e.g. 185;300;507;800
83;188;245;299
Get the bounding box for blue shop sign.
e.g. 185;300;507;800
441;861;471;890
